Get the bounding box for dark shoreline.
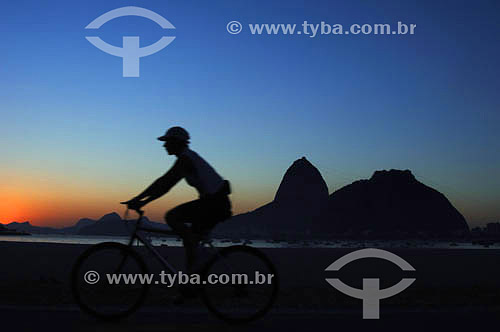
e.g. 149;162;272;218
0;241;499;309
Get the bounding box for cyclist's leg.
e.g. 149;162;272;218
192;194;232;234
165;200;206;271
165;196;231;271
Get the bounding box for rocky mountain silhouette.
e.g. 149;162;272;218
77;212;131;236
274;157;329;206
76;212;159;236
216;159;470;238
215;157;329;237
324;169;470;236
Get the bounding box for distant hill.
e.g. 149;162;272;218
2;213;163;236
5;222;62;234
77;212;132;236
76;212;170;236
0;223;30;235
60;218;95;234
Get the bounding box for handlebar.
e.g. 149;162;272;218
120;202;144;217
133;208;144;216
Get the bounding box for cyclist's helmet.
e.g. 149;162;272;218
157;126;190;142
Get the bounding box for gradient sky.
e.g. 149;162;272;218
1;0;499;227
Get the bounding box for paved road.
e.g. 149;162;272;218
0;305;498;331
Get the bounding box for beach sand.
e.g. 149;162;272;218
0;241;499;310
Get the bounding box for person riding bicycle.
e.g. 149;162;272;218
122;126;232;273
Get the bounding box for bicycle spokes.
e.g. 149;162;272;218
200;246;278;323
71;242;149;320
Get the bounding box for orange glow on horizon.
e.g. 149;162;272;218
1;170;277;227
1;175;496;229
0;189;268;228
0;184;34;223
0;200;24;223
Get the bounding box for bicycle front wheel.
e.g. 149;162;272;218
200;245;278;324
71;242;149;320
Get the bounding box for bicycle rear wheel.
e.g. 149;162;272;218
200;245;278;323
71;242;149;320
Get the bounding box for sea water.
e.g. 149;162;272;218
0;234;499;249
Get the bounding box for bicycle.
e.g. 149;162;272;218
70;208;278;324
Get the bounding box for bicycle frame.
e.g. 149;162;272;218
125;210;179;274
73;209;278;323
123;208;233;279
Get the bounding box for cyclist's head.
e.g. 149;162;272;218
158;126;190;155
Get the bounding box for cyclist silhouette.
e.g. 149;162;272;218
122;126;232;273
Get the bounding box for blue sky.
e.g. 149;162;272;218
1;0;499;226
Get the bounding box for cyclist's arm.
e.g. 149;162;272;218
133;156;193;204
